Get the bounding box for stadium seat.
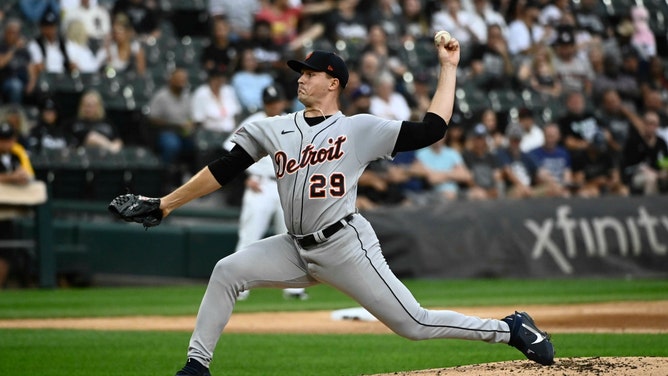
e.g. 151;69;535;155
143;37;163;66
488;89;523;113
334;38;366;63
174;36;208;66
45;149;94;200
539;94;566;124
82;147;127;200
123;147;164;197
105;108;150;147
411;38;439;70
162;0;207;11
457;82;491;116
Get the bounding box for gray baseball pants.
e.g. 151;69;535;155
187;214;511;366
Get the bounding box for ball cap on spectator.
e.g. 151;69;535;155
42;98;57;111
40;9;59;26
507;126;524;139
471;123;488;137
0;122;15;139
287;50;349;88
350;83;372;101
554;27;575;45
518;107;533;119
262;84;286;104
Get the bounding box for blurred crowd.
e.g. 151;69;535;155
0;0;667;208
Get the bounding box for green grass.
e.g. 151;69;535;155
1;278;667;319
1;278;667;375
1;330;667;375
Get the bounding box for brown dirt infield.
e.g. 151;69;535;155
1;301;666;375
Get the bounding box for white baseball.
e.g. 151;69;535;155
434;30;451;46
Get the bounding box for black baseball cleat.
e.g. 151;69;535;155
502;311;555;365
175;358;211;376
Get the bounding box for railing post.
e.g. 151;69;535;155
35;200;56;288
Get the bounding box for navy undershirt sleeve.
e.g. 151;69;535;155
206;145;255;186
392;112;448;153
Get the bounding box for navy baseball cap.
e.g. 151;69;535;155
40;9;59;26
42;98;58;111
350;84;372;101
287;50;349;88
554;26;575;46
262;84;286;104
0;122;15;139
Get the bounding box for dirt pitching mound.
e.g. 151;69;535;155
368;357;668;376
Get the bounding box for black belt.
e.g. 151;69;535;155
296;214;355;249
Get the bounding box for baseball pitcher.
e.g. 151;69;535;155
109;34;554;376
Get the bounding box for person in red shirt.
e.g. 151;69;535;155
254;0;333;48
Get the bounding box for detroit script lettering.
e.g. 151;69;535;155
275;136;347;178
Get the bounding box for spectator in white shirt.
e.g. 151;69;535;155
369;71;411;121
62;0;111;43
96;14;145;76
471;0;508;39
432;0;487;47
27;9;76;75
516;107;545;153
65;19;100;73
506;1;548;58
191;67;241;133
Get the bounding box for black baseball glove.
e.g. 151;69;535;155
108;194;163;228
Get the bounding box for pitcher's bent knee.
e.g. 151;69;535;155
386;321;431;341
210;257;253;286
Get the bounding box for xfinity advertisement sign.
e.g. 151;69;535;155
365;197;668;278
525;205;667;274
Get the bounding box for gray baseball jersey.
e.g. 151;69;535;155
232;111;399;234
185;110;511;369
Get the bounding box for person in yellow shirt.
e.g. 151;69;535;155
0;121;36;287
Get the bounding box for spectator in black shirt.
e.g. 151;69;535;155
68;89;123;153
323;0;370;48
111;0;160;40
249;20;283;72
0;19;33;104
557;91;601;158
621;111;668;194
595;89;639;163
201;17;240;76
641;89;668;143
27;98;70;153
462;123;503;200
468;23;514;91
592;53;638;104
572;131;628;197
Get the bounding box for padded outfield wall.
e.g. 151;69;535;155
367;196;668;279
22;196;668;285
